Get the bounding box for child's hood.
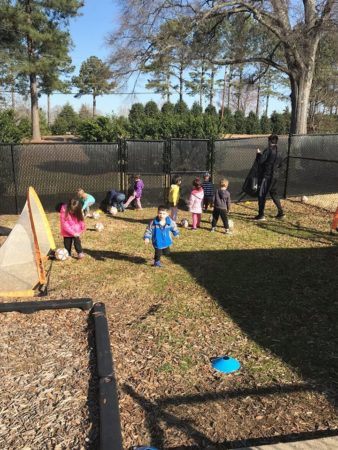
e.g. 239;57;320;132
191;189;204;198
218;189;229;199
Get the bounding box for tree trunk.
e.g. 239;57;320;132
93;94;96;117
220;66;227;121
289;70;314;134
209;68;215;106
265;93;269;117
30;73;41;141
179;65;183;102
256;81;260;116
227;70;233;108
47;93;51;127
11;85;15;110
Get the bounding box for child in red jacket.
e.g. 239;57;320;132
60;199;86;259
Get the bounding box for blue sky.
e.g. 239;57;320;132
43;0;289;117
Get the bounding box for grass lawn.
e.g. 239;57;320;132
0;199;337;449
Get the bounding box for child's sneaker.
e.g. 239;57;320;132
224;229;233;235
153;260;162;267
210;227;216;232
77;252;85;259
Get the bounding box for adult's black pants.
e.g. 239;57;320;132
258;177;283;216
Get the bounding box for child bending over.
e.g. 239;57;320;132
60;199;86;258
211;178;232;234
144;205;179;267
77;188;95;217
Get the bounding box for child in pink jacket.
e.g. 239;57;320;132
60;199;86;259
188;178;204;230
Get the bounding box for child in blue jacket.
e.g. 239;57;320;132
144;205;179;267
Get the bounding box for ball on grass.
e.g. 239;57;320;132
301;195;308;203
92;211;100;220
109;206;118;216
95;222;104;232
180;218;189;228
55;248;69;261
228;219;234;230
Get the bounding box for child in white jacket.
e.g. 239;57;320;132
188;178;204;230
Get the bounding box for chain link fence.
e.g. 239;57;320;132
0;135;337;214
286;134;338;212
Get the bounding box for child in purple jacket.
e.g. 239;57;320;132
124;174;145;210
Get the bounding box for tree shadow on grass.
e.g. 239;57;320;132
84;248;147;264
257;221;337;245
124;383;338;449
170;247;338;403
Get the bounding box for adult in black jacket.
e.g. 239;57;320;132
255;134;284;221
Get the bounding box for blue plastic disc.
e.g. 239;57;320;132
133;447;159;450
211;355;241;374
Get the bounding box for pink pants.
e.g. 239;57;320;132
192;213;201;229
124;192;142;209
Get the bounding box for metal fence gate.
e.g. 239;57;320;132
0;135;337;214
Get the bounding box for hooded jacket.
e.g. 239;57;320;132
213;188;231;211
60;204;86;237
188;189;204;214
144;216;179;249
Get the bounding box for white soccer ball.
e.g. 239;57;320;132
109;206;118;216
55;248;69;261
95;222;104;232
180;218;189;228
92;211;100;220
301;195;308;204
228;219;234;230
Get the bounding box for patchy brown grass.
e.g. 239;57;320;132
0;200;337;449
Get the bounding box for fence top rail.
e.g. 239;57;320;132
0;141;119;146
289;156;338;163
125;139;166;143
290;133;338;137
170;138;210;142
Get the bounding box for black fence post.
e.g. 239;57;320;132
10;143;19;214
122;139;128;194
209;138;214;179
283;133;292;199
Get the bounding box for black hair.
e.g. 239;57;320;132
172;175;182;184
157;205;168;212
268;134;278;145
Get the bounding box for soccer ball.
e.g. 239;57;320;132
301;195;308;203
109;206;118;216
180;218;189;228
55;248;69;261
92;211;100;220
228;219;234;230
95;222;104;232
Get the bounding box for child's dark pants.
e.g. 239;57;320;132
212;208;229;229
64;237;82;255
154;247;170;262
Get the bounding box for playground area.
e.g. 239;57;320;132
0;198;337;449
